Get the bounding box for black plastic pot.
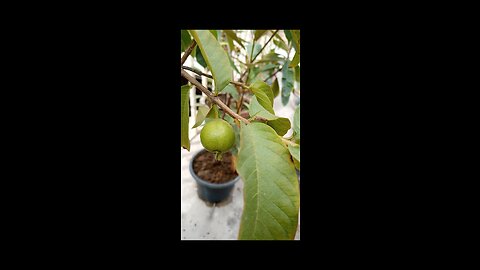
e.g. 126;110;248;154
189;149;241;203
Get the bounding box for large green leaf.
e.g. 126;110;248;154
254;30;268;41
224;30;245;49
189;30;232;94
293;104;300;143
272;78;279;97
181;85;191;151
249;81;274;113
237;122;300;240
249;96;291;136
281;61;294;105
192;105;210;128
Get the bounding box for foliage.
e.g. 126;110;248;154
181;30;300;240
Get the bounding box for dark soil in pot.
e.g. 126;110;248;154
192;151;238;184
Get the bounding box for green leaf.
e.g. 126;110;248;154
228;53;240;74
246;43;262;62
192;105;210;128
209;30;218;40
223;114;234;125
289;51;300;68
291;30;300;52
288;30;300;69
230;123;240;156
267;118;291;137
281;61;294;105
223;84;239;100
247;65;259;84
194;46;207;68
294;65;300;82
237;122;300;240
273;36;288;52
181;30;192;52
226;35;235;52
256;51;285;64
272;78;279;97
285;30;299;53
189;30;232;93
293;104;300;143
284;30;293;45
257;63;277;74
249;96;291;136
249;96;274;120
224;30;245;49
205;104;219;121
293;158;300;171
254;30;268;41
181;85;191;151
287;144;300;162
249;81;274;113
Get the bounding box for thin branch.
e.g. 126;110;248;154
264;67;282;82
181;66;249;89
251;30;279;63
240;69;249;83
237;89;245;114
231;55;248;66
180;40;197;66
181;69;250;124
222;95;231;120
182;65;211;78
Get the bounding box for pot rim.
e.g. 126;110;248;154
189;149;241;189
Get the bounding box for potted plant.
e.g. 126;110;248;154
189;149;240;203
181;30;300;240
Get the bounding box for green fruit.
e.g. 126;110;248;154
200;119;235;153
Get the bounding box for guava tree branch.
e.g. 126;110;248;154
237;90;244;114
181;69;250;124
181;40;196;66
252;29;279;63
181;66;249;89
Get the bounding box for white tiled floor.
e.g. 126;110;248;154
181;94;300;240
